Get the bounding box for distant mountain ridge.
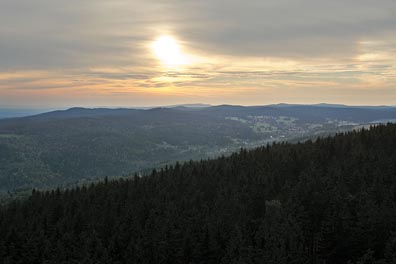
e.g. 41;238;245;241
0;103;396;192
2;103;396;120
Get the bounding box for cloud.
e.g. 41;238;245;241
170;0;396;58
0;0;395;106
2;0;395;70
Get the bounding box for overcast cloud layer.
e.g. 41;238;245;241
0;0;395;107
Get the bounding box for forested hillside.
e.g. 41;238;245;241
1;124;396;263
1;104;396;193
0;107;256;192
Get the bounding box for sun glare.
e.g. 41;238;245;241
152;36;188;66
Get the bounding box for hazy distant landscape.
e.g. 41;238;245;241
0;108;50;119
1;103;395;193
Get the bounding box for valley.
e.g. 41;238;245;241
0;104;395;192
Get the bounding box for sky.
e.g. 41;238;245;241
0;0;395;108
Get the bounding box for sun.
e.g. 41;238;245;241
152;36;188;66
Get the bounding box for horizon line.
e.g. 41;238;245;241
1;102;396;111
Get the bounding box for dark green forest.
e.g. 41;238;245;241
1;124;396;263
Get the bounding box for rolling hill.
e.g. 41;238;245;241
0;104;395;192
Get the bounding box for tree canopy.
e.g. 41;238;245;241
1;124;396;263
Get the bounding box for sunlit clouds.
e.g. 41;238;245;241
0;0;396;107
